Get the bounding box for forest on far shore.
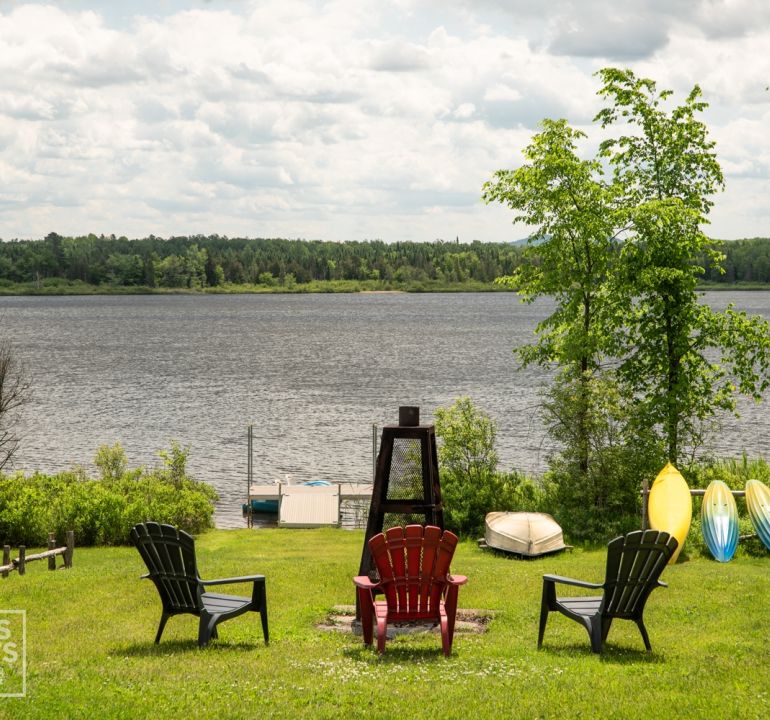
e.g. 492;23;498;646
1;232;769;291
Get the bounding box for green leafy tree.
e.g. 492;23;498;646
184;244;208;288
155;254;188;288
482;116;641;540
541;375;660;541
0;340;31;470
435;396;498;481
483;68;770;537
157;440;190;489
434;397;539;536
596;68;770;463
483;118;618;475
94;442;129;483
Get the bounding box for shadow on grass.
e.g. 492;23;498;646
341;644;455;663
538;642;666;665
113;639;267;657
477;545;575;562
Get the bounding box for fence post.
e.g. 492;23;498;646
48;533;57;570
18;546;26;575
1;545;9;578
64;531;75;569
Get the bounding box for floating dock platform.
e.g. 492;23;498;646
247;482;372;528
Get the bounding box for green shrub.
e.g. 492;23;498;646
434;397;544;536
94;442;129;482
0;442;216;546
542;447;647;545
686;453;770;488
541;375;664;545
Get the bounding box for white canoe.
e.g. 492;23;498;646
484;511;569;557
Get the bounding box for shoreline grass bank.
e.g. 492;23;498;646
2;279;769;296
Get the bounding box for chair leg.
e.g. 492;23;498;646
375;614;387;654
443;585;460;656
155;612;170;644
439;607;450;657
636;619;652;651
589;617;604;654
260;599;269;645
601;618;613;644
357;588;373;647
537;581;554;649
198;613;218;648
253;581;269;644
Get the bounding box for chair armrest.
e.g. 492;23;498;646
447;574;468;586
543;574;603;590
353;575;380;590
200;575;265;586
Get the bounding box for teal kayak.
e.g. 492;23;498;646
745;479;770;551
700;480;738;562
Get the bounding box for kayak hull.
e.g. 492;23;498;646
648;463;692;564
701;480;739;562
745;479;770;551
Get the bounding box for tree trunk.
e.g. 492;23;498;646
578;292;592;475
665;309;679;464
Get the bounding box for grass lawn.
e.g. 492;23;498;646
0;528;767;719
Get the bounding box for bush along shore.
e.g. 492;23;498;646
0;442;216;547
2;423;769;560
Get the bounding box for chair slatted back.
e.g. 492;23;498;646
131;522;202;613
602;529;678;618
369;525;458;618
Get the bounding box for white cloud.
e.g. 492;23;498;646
0;0;769;241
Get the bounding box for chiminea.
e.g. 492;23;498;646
358;406;444;580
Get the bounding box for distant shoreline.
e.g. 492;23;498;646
0;279;768;296
0;279;510;295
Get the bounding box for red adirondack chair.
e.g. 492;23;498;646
353;525;467;656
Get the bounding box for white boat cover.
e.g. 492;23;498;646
484;511;567;557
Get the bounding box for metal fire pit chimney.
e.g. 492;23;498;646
358;407;444;587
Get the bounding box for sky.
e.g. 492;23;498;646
0;0;769;243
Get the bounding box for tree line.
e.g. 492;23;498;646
700;237;770;283
0;234;523;289
2;232;770;290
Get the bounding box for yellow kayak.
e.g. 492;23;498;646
648;462;692;564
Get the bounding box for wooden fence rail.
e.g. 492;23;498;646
641;483;749;530
0;531;74;578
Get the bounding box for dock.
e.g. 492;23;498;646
247;482;372;528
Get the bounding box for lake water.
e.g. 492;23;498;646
2;291;769;527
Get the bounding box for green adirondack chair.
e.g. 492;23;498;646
538;529;677;653
131;522;268;647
